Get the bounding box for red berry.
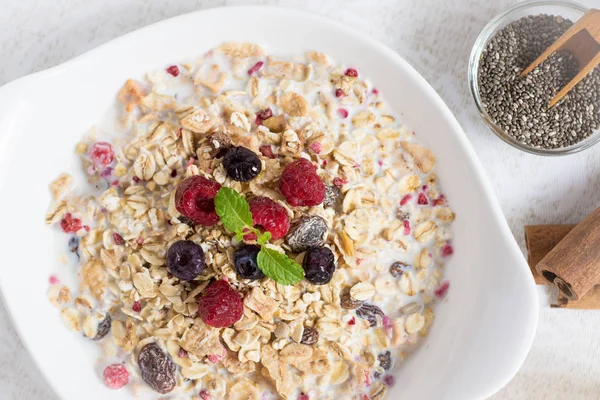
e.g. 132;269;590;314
49;275;60;285
247;61;264;76
441;244;454;257
384;375;396;387
166;65;179;77
400;194;412;206
198;280;243;328
60;213;82;233
337;108;349;119
348;316;356;326
199;390;211;400
255;108;273;125
207;346;226;363
432;194;446;206
333;177;348;187
335;88;346;97
89;142;114;169
344;68;358;77
133;176;140;183
434;281;450;298
372;88;379;95
259;145;276;159
308;142;322;154
113;232;125;245
298;394;310;400
402;219;411;235
175;176;221;226
247;197;290;240
178;348;188;358
280;159;325;207
132;301;142;312
103;364;129;390
417;192;429;205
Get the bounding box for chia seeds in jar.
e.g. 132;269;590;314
478;14;600;150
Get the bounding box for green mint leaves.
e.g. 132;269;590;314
257;247;304;286
214;187;303;285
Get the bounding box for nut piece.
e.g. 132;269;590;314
285;216;328;252
350;282;376;301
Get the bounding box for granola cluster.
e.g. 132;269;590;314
46;42;455;400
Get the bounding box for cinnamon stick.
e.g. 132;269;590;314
535;208;600;301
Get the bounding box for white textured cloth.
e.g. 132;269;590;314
1;0;599;398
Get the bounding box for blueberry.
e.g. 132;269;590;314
234;245;264;280
166;240;206;281
222;146;262;182
302;246;336;285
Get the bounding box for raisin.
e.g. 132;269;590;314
378;351;392;371
138;342;176;394
68;237;80;259
222;146;262;182
93;313;112;341
300;327;319;345
178;215;196;227
285;216;328;252
340;292;363;310
389;261;409;278
356;303;385;327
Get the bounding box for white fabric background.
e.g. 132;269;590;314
1;0;599;398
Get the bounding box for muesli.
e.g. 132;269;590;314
46;42;455;400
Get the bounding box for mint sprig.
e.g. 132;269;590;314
214;187;303;285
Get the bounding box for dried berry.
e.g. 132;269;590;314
207;132;232;158
340;292;363;310
234;245;264;280
132;301;142;312
434;281;450;298
344;68;359;77
166;65;179;77
93;313;112;341
138;342;176;394
222;146;262;182
255;108;273;125
302;246;336;285
175;176;221;226
103;364;129;390
389;261;409;278
112;232;125;245
60;213;82;233
378;351;392;371
166;240;206;281
356;303;385;327
337;108;348;119
247;197;290;240
199;389;211;400
441;244;454;257
248;61;264;76
417;192;429;205
300;326;319;345
280;159;325;207
198;280;243;328
323;185;340;208
286;216;328;252
259;145;276;159
89;142;114;169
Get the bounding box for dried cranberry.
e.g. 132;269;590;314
247;61;264;75
344;68;359;77
417;192;429;205
207;346;226;363
166;65;179;77
132;301;142;312
113;233;125;245
333;177;347;187
199;390;211;400
308;142;322;154
89;142;114;169
178;348;188;358
337;108;349;119
298;394;310;400
348;317;356;326
60;213;82;233
49;275;60;285
335;88;346;97
280;159;325;207
198;280;243;328
174;176;221;226
400;194;413;206
138;343;176;394
441;244;454;257
259;145;276;159
432;194;446;206
255;108;273;125
103;364;129;390
402;219;411;235
435;281;450;298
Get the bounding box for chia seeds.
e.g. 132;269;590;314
478;14;600;149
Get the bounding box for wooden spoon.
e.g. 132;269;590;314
520;9;600;108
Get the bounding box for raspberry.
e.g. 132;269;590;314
89;142;114;169
337;108;349;119
400;194;413;206
417;192;429;205
402;219;411;235
60;213;82;233
247;197;290;240
348;316;356;326
384;375;395;387
344;68;359;77
372;88;379;95
199;390;211;400
333;177;347;187
103;364;129;390
247;61;264;76
335;88;346;97
166;65;179;77
280;159;325;207
298;394;310;400
175;176;221;226
441;243;454;257
198;280;243;327
132;301;142;312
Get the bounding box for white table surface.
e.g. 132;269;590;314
1;0;599;398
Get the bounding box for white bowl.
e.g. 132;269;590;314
0;6;538;400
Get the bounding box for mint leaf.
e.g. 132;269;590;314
215;187;253;235
257;247;304;285
257;231;272;245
